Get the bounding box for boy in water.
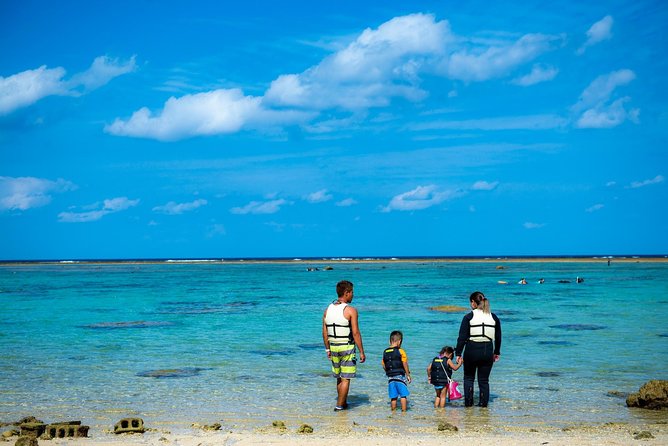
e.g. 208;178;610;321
427;346;462;407
381;330;411;411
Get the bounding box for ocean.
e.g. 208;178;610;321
1;259;667;433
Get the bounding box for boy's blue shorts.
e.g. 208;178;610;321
388;380;410;399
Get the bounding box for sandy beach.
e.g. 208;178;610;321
15;420;667;446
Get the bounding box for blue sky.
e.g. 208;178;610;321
1;0;666;260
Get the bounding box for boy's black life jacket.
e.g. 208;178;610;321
383;347;405;377
430;356;450;385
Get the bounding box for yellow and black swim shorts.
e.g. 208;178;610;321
330;344;357;378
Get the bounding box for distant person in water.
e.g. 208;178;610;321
518;278;527;285
323;280;366;411
456;291;502;407
382;330;411;411
427;345;462;408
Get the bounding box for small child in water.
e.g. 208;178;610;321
382;330;411;411
426;346;462;408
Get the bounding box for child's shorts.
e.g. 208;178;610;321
388;380;410;399
433;385;445;390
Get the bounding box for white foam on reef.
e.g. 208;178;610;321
59;260;79;263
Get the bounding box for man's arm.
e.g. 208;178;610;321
346;306;366;363
322;309;331;359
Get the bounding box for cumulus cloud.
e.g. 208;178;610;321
58;197;140;223
265;13;448;110
0;176;76;211
230;198;289;215
512;64;558;86
628;175;664;189
105;88;313;141
471;180;499;191
586;204;605;212
0;56;136;115
523;222;545;229
381;185;463;212
573;69;639;129
304;189;333;203
153;198;208;215
109;13;561;141
577;16;613;55
336;198;358;207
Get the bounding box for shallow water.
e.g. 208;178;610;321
1;260;667;432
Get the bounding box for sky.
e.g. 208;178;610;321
1;0;667;260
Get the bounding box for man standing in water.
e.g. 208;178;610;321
323;280;366;411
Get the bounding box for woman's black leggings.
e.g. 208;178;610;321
462;341;494;407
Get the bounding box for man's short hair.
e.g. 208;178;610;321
336;280;353;297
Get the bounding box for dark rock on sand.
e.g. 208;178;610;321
626;380;668;410
437;421;458;432
272;421;286;430
3;429;19;438
536;371;561;377
297;424;313;434
15;437;38;446
18;424;45;438
634;431;655;439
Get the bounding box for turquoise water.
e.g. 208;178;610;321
1;260;667;433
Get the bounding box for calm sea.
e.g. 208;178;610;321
1;259;667;433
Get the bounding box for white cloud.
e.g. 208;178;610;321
265;13;448;110
523;222;545;229
577;16;613;55
471;180;499;191
68;55;137;92
230;198;289;215
573;69;638;129
628;175;664;189
336;198;358;207
606;181;617;187
108;13;562;141
586;204;605;212
105;88;312;141
382;185;463;212
441;33;562;82
58;197;140;223
512;64;558;86
0;56;136;115
305;189;333;203
153;198;208;215
0;176;76;211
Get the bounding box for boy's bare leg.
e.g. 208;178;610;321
390;398;397;411
434;389;442;408
400;397;408;412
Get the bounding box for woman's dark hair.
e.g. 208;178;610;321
470;291;490;314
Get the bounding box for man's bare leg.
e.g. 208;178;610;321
336;377;350;408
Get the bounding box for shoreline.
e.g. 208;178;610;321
1;256;667;266
6;420;667;446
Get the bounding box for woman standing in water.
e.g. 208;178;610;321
455;291;502;407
